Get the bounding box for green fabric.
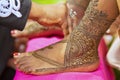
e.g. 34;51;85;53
32;0;66;4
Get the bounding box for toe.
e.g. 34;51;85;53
11;30;21;37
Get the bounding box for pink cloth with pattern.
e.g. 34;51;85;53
14;37;115;80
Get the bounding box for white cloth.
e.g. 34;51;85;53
0;0;22;18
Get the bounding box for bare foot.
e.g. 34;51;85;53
14;0;118;75
11;20;62;38
13;0;96;75
11;2;84;38
11;2;68;38
14;35;99;75
14;39;67;75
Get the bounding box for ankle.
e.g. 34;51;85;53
65;59;99;72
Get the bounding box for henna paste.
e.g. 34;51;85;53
23;0;115;74
33;52;63;66
65;0;114;67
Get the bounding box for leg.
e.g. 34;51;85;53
14;0;118;75
65;0;119;70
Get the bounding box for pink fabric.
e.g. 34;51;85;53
14;37;115;80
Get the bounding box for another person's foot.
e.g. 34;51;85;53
11;20;63;38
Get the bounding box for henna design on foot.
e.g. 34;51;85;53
15;0;118;75
65;0;115;68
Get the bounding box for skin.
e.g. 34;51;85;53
14;0;118;75
109;15;120;35
11;2;68;37
11;19;63;38
116;0;120;36
11;1;89;38
29;2;69;36
117;0;120;11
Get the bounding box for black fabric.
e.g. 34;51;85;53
0;27;14;75
0;0;31;77
0;67;15;80
0;0;31;31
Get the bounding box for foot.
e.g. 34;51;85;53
14;0;118;75
11;2;68;38
13;0;100;75
14;37;99;75
14;39;67;74
11;20;62;38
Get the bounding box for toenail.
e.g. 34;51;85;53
11;30;16;34
13;52;21;56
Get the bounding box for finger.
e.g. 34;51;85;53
67;15;73;34
68;9;77;34
61;20;69;37
72;16;78;29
